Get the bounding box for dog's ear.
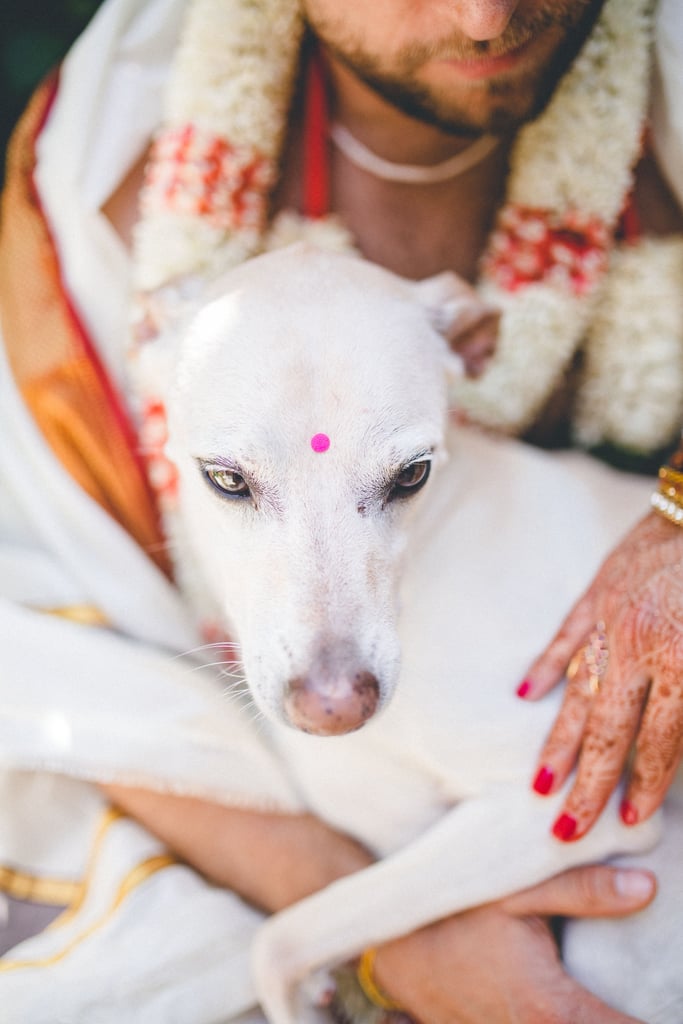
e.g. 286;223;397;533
411;271;500;379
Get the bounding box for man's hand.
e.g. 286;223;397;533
373;866;656;1024
104;786;656;1023
520;511;683;840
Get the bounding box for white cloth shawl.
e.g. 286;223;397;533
0;0;303;809
0;2;301;1019
1;0;683;1020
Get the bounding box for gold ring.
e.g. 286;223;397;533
566;651;583;682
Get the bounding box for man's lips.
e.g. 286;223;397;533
439;40;534;80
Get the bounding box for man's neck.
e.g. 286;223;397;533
274;47;513;283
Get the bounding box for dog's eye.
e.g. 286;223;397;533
389;459;431;501
203;467;251;498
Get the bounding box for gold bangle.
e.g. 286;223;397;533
659;464;683;486
356;948;405;1013
657;465;683;502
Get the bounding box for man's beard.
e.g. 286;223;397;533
312;2;603;137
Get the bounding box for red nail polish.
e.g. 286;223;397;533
552;813;578;841
532;765;554;795
516;679;532;698
620;800;639;826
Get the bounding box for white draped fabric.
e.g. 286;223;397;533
0;4;301;1018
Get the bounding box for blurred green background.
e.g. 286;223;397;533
1;0;105;181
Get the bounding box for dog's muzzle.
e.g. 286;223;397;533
284;670;380;736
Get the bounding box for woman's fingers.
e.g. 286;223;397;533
531;638;683;841
530;652;594;796
534;668;683;839
518;594;595;699
623;667;683;824
548;666;650;840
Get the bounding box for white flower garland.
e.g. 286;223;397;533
575;236;683;450
134;0;306;290
455;0;663;438
132;0;683;455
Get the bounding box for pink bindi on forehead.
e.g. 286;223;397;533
310;433;331;453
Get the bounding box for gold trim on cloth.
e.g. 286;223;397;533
0;808;121;919
0;855;177;972
0;868;81;907
0;805;178;971
42;605;110;627
46;807;123;930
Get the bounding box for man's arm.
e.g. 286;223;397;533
101;783;372;912
103;783;655;1024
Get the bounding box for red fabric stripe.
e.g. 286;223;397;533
617;191;641;244
302;49;330;220
29;71;163;532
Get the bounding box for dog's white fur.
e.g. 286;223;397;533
153;245;683;1024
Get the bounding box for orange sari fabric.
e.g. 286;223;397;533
0;79;170;577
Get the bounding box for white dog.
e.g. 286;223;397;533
150;245;682;1024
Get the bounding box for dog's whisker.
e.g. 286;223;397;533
219;680;253;701
234;703;267;734
217;672;248;689
220;693;261;724
187;657;239;669
181;657;245;674
221;676;250;693
218;690;248;707
172;661;246;687
219;673;247;687
173;641;242;661
225;698;256;716
219;682;246;696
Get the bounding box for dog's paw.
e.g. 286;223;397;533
251;927;368;1024
251;922;312;1024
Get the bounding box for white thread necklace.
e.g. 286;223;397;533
329;122;499;184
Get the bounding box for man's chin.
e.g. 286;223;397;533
325;9;597;140
347;68;542;138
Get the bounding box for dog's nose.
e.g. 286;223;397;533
284;671;380;736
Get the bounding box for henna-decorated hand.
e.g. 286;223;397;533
519;510;683;841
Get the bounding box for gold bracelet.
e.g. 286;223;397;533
650;451;683;527
659;464;683;484
356;948;405;1013
651;490;683;526
658;464;683;501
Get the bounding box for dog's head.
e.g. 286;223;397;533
151;245;496;735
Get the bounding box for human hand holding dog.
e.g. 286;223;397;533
103;785;654;1023
372;865;656;1024
520;510;683;841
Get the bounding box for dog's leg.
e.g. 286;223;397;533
251;787;659;1024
